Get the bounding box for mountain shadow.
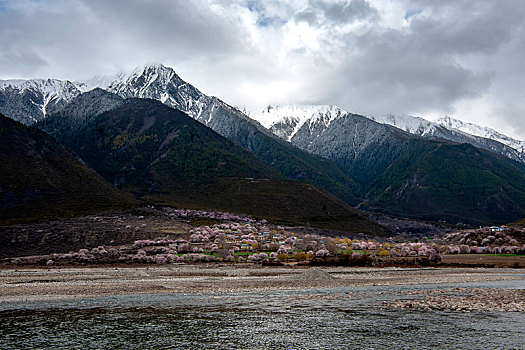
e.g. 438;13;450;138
0;113;137;224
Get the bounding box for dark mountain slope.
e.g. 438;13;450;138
35;84;362;206
363;142;525;225
199;100;362;204
59;98;278;188
0;113;136;224
278;111;525;225
51;98;383;234
76;65;361;205
38;88;125;144
512;217;525;226
290;113;415;187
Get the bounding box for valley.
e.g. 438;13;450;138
2;2;525;349
2;63;525;262
3;64;525;227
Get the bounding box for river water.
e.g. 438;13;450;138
1;279;524;349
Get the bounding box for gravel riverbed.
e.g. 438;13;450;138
1;266;524;312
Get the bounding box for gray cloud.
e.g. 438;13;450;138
408;1;524;55
316;45;492;116
0;0;250;79
290;1;525;138
0;46;47;77
295;0;378;25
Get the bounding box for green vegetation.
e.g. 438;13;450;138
241;132;362;205
59;99;277;188
363;141;525;225
496;254;525;257
207;104;362;205
512;216;525;226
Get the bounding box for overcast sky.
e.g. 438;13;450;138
1;0;525;138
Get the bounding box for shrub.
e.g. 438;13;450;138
351;252;362;260
315;249;330;258
277;253;288;262
294;252;307;261
459;244;470;254
377;249;390;257
178;243;190;252
247;253;268;262
155;256;167;264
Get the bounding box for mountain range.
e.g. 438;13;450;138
251;105;525;164
251;105;525;224
4;64;523;162
2;63;525;225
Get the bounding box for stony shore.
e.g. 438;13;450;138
1;266;524;313
391;288;525;312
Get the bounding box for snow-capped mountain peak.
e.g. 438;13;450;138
250;104;348;141
75;63;208;119
80;63;178;93
3;63;525;165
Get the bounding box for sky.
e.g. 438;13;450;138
1;0;525;139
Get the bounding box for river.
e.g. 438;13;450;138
1;277;524;349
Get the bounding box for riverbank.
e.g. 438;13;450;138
1;266;523;308
392;287;525;312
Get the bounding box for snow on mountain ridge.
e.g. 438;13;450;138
0;78;79;98
249;103;525;164
75;63;210;121
250;104;348;141
370;114;440;137
373;112;525;156
80;64;174;93
435;116;525;152
0;78;81;121
371;113;525;163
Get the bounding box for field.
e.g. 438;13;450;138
441;254;525;267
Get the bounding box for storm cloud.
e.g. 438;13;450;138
1;0;524;138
